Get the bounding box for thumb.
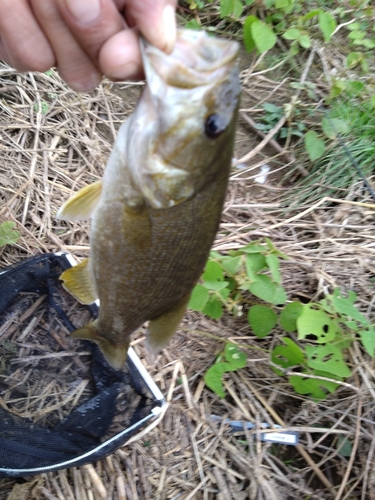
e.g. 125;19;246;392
125;0;177;53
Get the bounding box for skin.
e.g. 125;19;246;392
0;0;177;91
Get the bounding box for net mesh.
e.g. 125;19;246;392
0;253;163;477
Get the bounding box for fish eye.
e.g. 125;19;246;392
205;114;226;139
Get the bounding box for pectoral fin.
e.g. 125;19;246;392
71;320;129;370
56;180;102;221
147;296;190;352
60;258;97;304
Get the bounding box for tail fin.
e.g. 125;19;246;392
71;320;129;370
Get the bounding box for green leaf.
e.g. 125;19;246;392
289;373;339;400
202;281;229;291
299;34;311;49
297;305;339;343
305;344;351;378
336;436;353;458
246;253;267;280
358;327;375;357
280;302;303;332
0;221;20;247
264;238;289;260
304;131;325;161
321;117;349;139
282;28;300;40
242;243;268;253
265;253;281;283
318;11;337;43
248;305;277;338
251;21;277;53
203;261;224;282
185;19;201;30
220;256;242;276
346;52;363;68
220;0;242;18
249;275;286;305
301;9;321;22
224;343;247;368
188;284;209;311
331;289;368;325
243;15;258;52
272;337;305;374
203;298;223;319
204;363;228;398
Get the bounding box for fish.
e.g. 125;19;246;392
56;29;240;370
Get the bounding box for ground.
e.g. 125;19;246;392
0;14;375;500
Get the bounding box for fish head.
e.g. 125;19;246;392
130;29;240;209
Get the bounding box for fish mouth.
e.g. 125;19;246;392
140;29;239;89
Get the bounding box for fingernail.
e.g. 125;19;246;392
162;5;176;53
69;71;102;92
108;61;139;80
65;0;101;24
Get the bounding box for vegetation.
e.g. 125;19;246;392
189;240;375;400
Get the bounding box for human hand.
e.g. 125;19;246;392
0;0;177;91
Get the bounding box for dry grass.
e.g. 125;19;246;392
0;50;374;500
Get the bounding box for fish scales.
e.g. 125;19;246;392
57;29;240;369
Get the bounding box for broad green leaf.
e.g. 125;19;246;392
337;436;353;458
262;102;282;114
243;15;258;52
203;261;224;282
331;289;368;326
280;302;303;332
188;284;209;311
265;253;281;283
203;298;223;319
272;284;287;305
359;327;375;357
318;11;337;43
233;0;243;18
329;79;346;99
305;344;351;378
242;243;268;253
299;35;311;49
272;338;305;375
251;21;277;53
0;221;20;247
248;305;277;338
249;275;275;303
224;343;247;368
297;305;339;343
264;238;289;260
185;19;201;30
246;253;267;280
220;256;242;276
301;9;321;22
346;52;363;68
345;80;365;97
202;281;229;291
204;363;228;398
219;0;242;17
289;373;339;400
304;131;325;161
282;28;300;40
250;275;287;305
321;118;349;139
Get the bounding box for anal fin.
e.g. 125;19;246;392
56;180;102;221
60;258;97;304
147;295;190;353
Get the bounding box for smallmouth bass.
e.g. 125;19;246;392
57;29;240;369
